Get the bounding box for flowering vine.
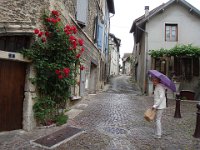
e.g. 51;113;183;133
20;10;85;126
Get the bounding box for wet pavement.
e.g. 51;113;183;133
1;75;200;150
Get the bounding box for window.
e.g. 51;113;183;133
165;24;178;41
155;58;166;75
0;35;31;52
174;57;199;80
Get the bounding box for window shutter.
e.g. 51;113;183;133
93;16;98;43
97;22;103;49
76;0;88;25
193;57;199;76
104;33;108;51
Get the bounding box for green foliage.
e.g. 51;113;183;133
55;113;68;126
20;10;84;125
149;44;200;58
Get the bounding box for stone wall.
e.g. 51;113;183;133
0;0;49;25
0;0;51;131
63;0;103;93
0;0;103;131
64;0;98;41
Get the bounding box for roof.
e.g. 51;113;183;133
122;53;132;62
107;0;115;14
130;0;200;33
109;33;121;46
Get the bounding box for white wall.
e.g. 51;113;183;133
124;61;131;75
147;4;200;51
110;45;120;75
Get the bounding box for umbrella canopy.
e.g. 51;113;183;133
148;70;176;92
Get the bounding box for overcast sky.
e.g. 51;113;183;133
110;0;200;63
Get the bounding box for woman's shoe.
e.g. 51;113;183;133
154;135;161;139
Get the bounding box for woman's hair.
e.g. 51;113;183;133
151;77;161;83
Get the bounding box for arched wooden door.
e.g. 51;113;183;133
0;59;26;131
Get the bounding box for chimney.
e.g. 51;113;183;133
145;6;149;17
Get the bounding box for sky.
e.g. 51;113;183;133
110;0;200;63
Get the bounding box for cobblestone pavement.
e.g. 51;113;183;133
1;75;200;150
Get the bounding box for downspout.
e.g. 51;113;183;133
136;24;148;94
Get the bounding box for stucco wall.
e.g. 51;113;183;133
146;4;200;50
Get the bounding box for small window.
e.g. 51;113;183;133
165;24;178;41
0;35;31;52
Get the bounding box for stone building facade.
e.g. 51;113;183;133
108;33;121;76
0;0;114;131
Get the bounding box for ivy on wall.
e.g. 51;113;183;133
149;44;200;58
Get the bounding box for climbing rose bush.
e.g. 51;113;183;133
21;10;85;126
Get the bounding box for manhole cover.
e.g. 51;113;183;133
103;127;127;135
31;126;83;149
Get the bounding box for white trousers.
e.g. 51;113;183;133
155;109;164;136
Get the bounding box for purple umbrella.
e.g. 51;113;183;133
148;70;176;92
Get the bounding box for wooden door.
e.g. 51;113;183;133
0;59;26;131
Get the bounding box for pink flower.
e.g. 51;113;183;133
78;39;84;46
45;31;50;37
80;65;85;70
55;69;60;75
38;32;43;37
52;18;58;24
81;47;85;52
34;29;40;34
56;18;61;22
72;42;77;49
65;25;71;30
58;74;63;79
52;10;60;16
46;18;51;22
76;53;81;59
69;35;76;41
63;68;70;77
65;30;71;35
71;26;77;34
42;37;46;43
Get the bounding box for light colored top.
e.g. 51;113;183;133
153;83;166;109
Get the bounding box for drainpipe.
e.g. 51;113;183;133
136;24;148;94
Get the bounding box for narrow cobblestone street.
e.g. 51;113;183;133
1;75;200;150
